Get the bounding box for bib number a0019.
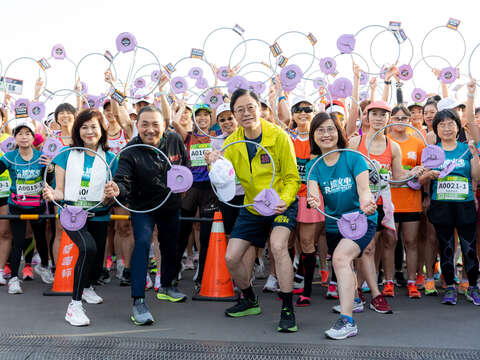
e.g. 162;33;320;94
16;177;43;196
190;143;212;167
436;175;469;201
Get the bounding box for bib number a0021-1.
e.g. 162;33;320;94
436;175;468;200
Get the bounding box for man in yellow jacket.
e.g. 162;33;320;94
206;89;300;333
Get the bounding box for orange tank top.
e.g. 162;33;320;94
289;130;310;197
357;134;393;205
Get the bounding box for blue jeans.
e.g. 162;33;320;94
130;208;180;298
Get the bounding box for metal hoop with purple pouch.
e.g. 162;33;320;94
306;148;380;240
210;140;280;216
42;147;113;231
3;57;48;96
110;144;193;214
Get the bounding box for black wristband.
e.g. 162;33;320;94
384;80;392;85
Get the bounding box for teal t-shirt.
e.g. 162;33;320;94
54;149;118;222
431;141;473;202
0;149;45;209
306;151;378;233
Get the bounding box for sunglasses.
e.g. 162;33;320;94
293;106;313;114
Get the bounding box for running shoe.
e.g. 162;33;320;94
131;298;154;325
361;281;370;293
295;295;311;307
31;252;41;265
116;260;125;280
459;280;469;295
183;256;195;270
293;277;304;290
254;261;266;279
394;271;408;287
466;286;480;306
357;289;367;305
424;280;438;296
4;264;11;279
106;256;113;271
154;272;161;292
0;271;6;286
325;317;358;340
277;307;297;333
326;283;339;299
34;264;54;284
120;268;131;287
157;286;187;302
382;281;395;297
408;283;421;299
416;274;425;290
320;269;329;286
225;297;261;317
22;265;34;281
442;287;457;305
369;294;393;314
145;274;153;290
434;261;441;280
293;288;304;295
99;268;111;285
332;298;364;314
65;300;90;326
82;286;103;304
8;277;23;294
263;274;279;292
192;251;199;263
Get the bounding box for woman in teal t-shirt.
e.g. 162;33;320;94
306;112;377;340
419;109;480;306
43;109;117;327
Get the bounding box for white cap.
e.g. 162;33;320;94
128;108;137;115
437;97;462;112
216;103;232;118
132;88;153;105
327;104;345;116
13;120;35;135
291;96;313;108
209;158;236;202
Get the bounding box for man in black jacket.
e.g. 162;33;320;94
105;105;188;325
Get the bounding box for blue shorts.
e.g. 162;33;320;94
229;200;298;248
326;220;376;257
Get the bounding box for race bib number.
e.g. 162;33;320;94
75;180;98;209
297;158;308;183
436;176;468;201
16;177;43;196
0;176;9;198
190;143;211;167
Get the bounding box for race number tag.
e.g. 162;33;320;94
16;177;43;196
436;175;468;200
190;143;212;167
447;18;461;30
270;42;282;57
190;48;204;59
75;179;97;208
277;55;288;68
297;158;308;183
111;89;126;105
37;58;51;70
0;175;10;198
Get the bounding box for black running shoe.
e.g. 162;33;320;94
120;268;131;287
277;307;297;332
225;297;261;317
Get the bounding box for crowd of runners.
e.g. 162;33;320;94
1;24;480;341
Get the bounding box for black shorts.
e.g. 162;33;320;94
182;182;218;214
219;194;245;235
376;205;385;232
229;200;298;248
394;212;422;223
326;220;377;257
427;200;477;227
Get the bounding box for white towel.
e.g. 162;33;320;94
64;147;107;202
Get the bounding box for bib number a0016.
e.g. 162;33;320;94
16;177;43;196
190;143;212;167
436;175;469;201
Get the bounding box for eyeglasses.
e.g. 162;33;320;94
392;116;409;122
234;104;257;116
315;126;337;135
437;121;457;129
293;107;313;114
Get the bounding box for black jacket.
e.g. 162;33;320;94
113;131;188;211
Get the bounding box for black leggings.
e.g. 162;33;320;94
9;205;48;278
65;221;108;301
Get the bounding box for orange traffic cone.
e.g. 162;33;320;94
193;211;237;301
43;232;78;296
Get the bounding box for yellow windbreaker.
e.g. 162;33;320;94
223;118;300;215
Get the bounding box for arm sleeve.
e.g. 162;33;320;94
277;133;300;207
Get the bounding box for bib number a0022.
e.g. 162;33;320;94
436;175;469;201
16;177;43;196
190;143;212;167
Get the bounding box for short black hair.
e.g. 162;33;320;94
72;109;109;151
475;107;480;116
230;89;260;113
137;105;163;122
432;109;461;137
54;103;76;123
423;100;437;114
392;105;411;117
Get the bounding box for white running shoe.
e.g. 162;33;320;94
254;261;266;279
82;286;103;304
0;271;6;286
154;272;161;292
263;274;279;292
145;274;153;290
32;252;41;265
116;259;125;280
332;298;364;314
325;317;358;340
34;265;54;284
65;300;90;326
183;256;195;270
8;277;23;294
